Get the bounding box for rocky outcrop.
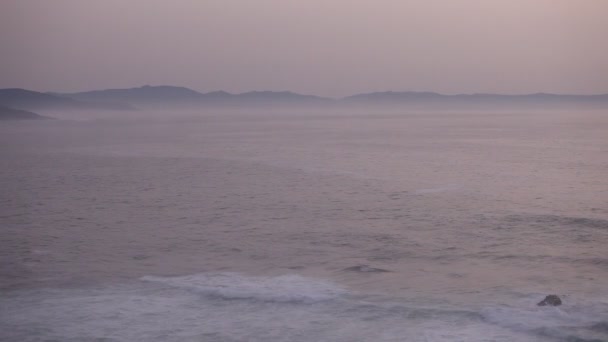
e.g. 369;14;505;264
537;295;562;306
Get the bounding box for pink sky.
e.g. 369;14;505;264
1;0;607;97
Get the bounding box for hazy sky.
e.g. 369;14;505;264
1;0;607;97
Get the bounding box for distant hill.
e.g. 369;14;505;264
5;86;608;111
58;85;333;108
343;91;608;108
56;85;204;106
0;88;82;110
0;105;49;120
235;91;332;105
0;88;134;111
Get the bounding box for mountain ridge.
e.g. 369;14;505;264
0;105;49;120
0;88;134;111
54;85;332;108
342;91;608;108
3;86;608;112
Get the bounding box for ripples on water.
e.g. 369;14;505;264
1;110;607;341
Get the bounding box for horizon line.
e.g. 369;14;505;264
3;85;608;99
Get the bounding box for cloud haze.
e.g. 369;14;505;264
1;0;607;96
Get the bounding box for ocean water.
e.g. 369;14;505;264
1;109;607;341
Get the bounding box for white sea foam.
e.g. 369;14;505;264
480;296;608;340
5;274;605;341
141;272;347;303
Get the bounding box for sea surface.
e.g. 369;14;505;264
1;109;607;341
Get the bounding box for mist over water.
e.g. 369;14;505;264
1;108;607;341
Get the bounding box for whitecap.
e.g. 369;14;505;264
480;297;608;341
141;272;347;304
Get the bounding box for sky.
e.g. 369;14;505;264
0;0;607;97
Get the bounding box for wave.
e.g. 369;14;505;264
3;273;607;341
466;253;608;268
414;184;463;194
504;214;608;230
481;295;608;341
141;272;347;304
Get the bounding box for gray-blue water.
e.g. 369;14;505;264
1;109;607;341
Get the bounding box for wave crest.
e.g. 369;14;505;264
141;272;347;304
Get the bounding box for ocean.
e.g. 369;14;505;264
1;109;607;341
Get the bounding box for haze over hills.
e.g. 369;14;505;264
53;86;206;106
0;88;133;111
0;105;49;120
56;86;332;108
56;86;608;109
2;86;608;116
343;91;608;108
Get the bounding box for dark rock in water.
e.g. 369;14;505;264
537;295;562;306
343;265;390;273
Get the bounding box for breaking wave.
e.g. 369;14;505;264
481;295;608;341
141;272;347;303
